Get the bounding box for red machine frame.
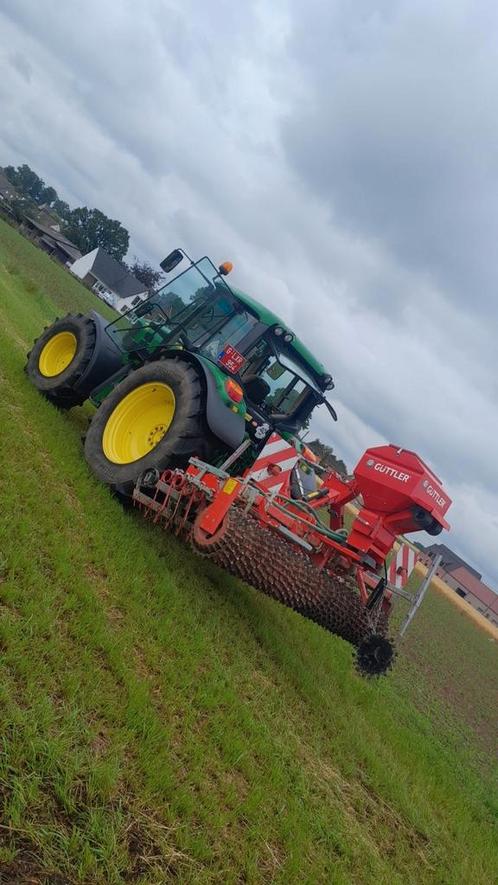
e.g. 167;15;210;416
134;435;451;621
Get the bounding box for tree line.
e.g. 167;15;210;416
306;438;348;477
3;164;161;289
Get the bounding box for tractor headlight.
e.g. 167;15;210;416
322;374;335;390
273;326;294;343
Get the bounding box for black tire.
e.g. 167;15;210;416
84;358;208;492
426;519;443;536
25;313;96;409
412;505;443;536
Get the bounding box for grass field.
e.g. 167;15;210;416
0;218;497;883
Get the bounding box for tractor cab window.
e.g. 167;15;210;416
260;358;307;411
143;257;222;326
241;340;320;419
199;310;257;362
106;258;257;355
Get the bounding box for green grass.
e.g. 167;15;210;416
391;570;498;771
0;218;497;883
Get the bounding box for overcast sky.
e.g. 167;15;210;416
1;0;497;588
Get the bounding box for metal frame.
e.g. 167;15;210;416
398;554;442;637
133;442;450;641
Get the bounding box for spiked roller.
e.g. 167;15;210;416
133;439;451;676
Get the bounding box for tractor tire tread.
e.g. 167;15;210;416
25;313;97;409
84;358;209;493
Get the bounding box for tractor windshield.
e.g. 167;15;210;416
105;258;257;357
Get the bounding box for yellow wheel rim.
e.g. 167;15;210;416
38;331;77;377
102;382;176;464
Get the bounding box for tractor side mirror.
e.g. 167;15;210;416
324;400;338;422
160;249;184;274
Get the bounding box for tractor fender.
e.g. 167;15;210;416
159;350;245;450
201;358;245;449
72;310;123;397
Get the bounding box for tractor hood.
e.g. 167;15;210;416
229;285;330;383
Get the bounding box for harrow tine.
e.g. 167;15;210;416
175;485;201;538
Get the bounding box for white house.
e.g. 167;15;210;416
70;247;148;313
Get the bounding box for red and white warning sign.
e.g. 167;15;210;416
245;432;299;494
387;543;419;589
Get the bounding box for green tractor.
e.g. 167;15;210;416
26;249;336;492
26;248;452;675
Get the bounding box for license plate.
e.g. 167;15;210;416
218;344;245;373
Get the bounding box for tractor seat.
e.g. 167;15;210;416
243;374;271;405
243;375;300;434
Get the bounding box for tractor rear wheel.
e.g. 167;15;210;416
25;314;97;409
84;359;208;493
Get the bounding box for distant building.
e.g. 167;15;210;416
419;543;498;626
443;567;498;625
421;543;482;578
36;204;65;230
70;247;148;313
21;216;82;265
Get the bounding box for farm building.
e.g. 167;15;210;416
70;247;147;313
443;567;498;625
419;543;498;625
420;542;481;578
21;216;82;265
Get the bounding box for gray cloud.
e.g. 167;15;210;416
8;50;31;82
0;0;496;586
284;1;498;315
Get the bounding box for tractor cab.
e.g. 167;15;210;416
104;252;336;444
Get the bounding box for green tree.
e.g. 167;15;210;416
126;259;162;292
63;207;129;261
8;195;30;223
52;198;71;221
4;162;129;259
4;165;17;184
307;438;348;477
5;164;46;203
40;185;57;206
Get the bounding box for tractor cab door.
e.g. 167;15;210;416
239;338;317;436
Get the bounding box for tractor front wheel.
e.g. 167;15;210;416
84;359;208;493
25;313;97;409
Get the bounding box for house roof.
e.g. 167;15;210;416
89;248;146;299
37;207;62;230
450;566;497;610
26;215;81;260
25;216;80;248
40;235;82;262
424;543;482;579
